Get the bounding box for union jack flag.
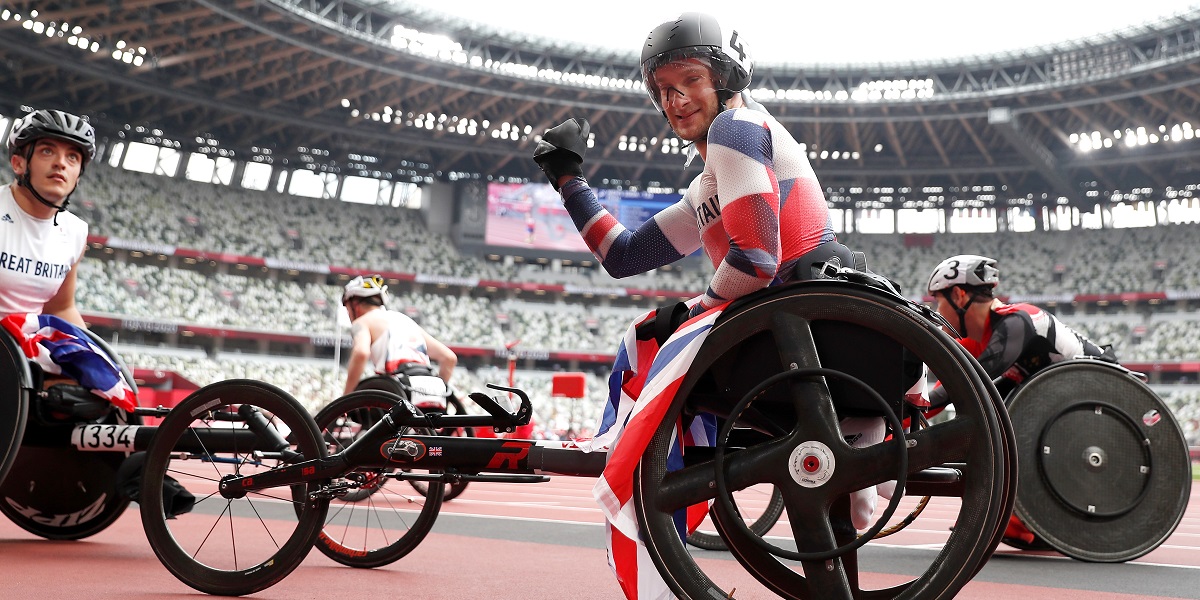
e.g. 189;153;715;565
583;302;725;600
429;446;443;457
1;313;137;412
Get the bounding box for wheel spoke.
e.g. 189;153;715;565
658;439;791;513
307;387;444;568
835;438;907;494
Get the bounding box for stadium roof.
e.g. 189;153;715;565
1;0;1198;208
400;0;1200;66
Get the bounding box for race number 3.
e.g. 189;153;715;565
71;424;138;452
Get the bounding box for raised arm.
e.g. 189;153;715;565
559;179;700;278
534;117;701;279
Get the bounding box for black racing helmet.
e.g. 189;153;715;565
6;109;97;163
640;12;754;113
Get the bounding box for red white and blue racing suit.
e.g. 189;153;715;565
557;106;835;314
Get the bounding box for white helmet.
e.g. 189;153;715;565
927;255;999;294
342;275;389;305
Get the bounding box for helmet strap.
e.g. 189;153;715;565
951;297;970;340
716;88;734;113
946;287;991;339
16;145;74;226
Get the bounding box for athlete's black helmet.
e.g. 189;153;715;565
6;109;96;163
640;12;754;113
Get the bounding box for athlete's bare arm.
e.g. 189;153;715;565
421;330;457;384
40;249;86;328
343;320;372;397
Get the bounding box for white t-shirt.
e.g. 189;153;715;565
0;184;88;315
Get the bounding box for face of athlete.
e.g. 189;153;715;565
11;138;85;203
652;59;722;143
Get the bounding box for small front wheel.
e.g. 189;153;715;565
139;380;329;597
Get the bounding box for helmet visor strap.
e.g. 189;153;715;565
17;145;72;225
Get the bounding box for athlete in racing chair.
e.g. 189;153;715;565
0;109;193;533
925;254;1116;548
532;13;893;598
341;275;458;411
0;109;131;432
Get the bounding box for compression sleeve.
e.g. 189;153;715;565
559;177;701;278
975;315;1031;380
697;110;781;312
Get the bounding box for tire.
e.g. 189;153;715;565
139;380;329;597
633;282;1013;599
0;329;29;489
310;390;444;568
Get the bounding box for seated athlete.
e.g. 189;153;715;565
341;275;458;411
926;254;1115;408
532;13;886;598
1;109;94;326
925;254;1116;548
0;108;135;412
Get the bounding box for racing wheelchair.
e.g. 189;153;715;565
129;274;1020;598
682;356;1195;563
0;326;152;541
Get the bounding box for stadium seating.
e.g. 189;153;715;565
69;163;1200;444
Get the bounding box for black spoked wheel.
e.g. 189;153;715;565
310;390;445;568
686;484;785;551
0;408;141;540
139;380;328;597
634;282;1013;600
408;393;472;501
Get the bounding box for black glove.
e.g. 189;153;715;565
533;118;589;190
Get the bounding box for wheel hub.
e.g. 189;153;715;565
789;440;835;488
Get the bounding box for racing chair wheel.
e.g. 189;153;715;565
633;281;1014;600
0;327;141;540
0;328;31;489
139;380;329;596
0;408;141;540
1006;359;1192;562
309;386;445;568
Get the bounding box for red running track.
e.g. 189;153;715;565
1;475;1198;599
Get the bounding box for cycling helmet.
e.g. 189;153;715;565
927;255;1000;294
640;12;754;113
7;109;97;163
342;275;389;305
